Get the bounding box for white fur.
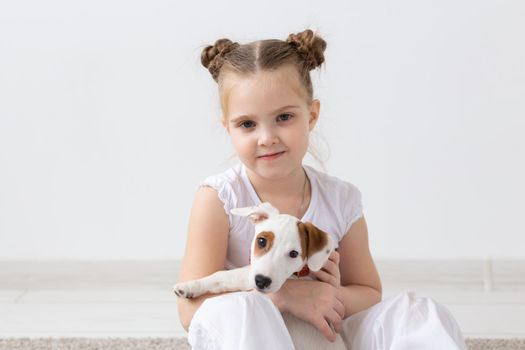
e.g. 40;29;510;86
173;202;345;349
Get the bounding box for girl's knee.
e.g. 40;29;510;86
343;291;466;349
205;290;273;308
202;291;251;311
192;291;277;326
188;292;256;348
188;291;292;350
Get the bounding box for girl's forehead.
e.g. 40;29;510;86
223;67;308;118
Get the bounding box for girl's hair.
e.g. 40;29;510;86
201;29;326;105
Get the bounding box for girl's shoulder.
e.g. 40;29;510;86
305;164;361;198
305;165;363;235
201;162;244;188
199;162;248;216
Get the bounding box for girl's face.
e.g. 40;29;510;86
222;65;320;181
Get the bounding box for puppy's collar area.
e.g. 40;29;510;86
293;265;310;277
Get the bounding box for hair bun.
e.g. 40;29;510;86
286;29;327;71
201;38;240;81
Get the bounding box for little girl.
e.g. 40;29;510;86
177;29;467;350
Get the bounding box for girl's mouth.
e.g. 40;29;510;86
258;151;285;160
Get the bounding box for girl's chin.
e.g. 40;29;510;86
243;159;302;179
252;167;294;180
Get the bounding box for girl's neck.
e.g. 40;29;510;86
244;164;310;217
245;165;305;196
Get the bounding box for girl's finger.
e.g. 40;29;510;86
334;297;345;319
316;318;337;342
312;269;337;286
328;251;340;264
322;260;337;274
325;309;343;333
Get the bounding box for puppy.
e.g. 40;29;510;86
173;202;347;349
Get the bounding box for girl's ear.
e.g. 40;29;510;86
308;99;321;131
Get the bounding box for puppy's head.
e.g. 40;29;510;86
231;202;334;293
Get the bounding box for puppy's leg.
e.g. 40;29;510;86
173;266;251;299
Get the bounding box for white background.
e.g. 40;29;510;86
1;0;524;260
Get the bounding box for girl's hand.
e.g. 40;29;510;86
271;279;345;342
312;250;341;288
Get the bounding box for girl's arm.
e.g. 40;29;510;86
326;215;382;317
176;186;230;330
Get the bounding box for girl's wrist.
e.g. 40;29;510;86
269;279;300;313
269;287;287;313
269;278;316;313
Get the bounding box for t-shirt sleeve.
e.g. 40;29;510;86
199;175;235;217
343;182;364;234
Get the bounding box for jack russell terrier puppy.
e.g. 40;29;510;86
173;202;346;349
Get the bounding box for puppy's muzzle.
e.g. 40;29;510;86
255;274;272;290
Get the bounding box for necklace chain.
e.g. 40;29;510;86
299;168;309;212
254;168;309;217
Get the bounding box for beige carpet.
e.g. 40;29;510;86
1;338;525;350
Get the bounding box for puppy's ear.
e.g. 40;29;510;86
230;202;279;225
297;222;334;271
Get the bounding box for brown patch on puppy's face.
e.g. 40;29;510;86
253;231;275;257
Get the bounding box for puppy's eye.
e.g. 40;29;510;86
289;250;299;258
258;237;267;248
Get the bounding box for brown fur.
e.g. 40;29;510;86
253;231;275;257
297;222;328;259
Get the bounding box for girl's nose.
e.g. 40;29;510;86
257;127;279;146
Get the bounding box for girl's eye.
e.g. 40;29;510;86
277;113;293;122
258;237;267;248
239;120;255;129
289;250;299;258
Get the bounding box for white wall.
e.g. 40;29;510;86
1;0;524;260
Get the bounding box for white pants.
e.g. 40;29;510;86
188;290;467;350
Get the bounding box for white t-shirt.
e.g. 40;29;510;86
200;162;364;270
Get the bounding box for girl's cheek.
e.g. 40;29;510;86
231;134;253;151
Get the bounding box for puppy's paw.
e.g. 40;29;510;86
172;281;200;299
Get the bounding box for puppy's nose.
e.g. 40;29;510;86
255;274;272;289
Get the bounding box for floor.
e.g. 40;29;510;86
0;260;524;339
